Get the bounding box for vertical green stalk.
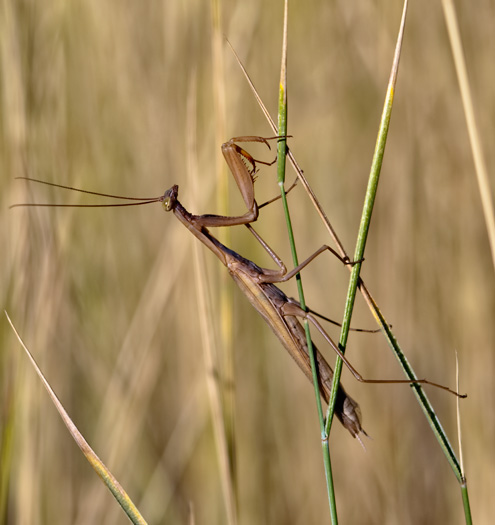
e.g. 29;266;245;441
276;1;338;522
461;480;472;525
325;0;407;438
325;85;395;435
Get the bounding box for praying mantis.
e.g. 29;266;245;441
14;136;465;442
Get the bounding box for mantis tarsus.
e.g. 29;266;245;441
14;135;466;442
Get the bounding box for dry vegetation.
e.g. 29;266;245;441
1;1;494;524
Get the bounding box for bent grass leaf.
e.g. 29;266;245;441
5;312;147;525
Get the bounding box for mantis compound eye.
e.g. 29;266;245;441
161;185;179;211
162;197;173;211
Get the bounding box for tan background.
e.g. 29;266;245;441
1;1;493;524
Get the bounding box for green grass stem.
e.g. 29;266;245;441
276;2;338;522
325;2;408;438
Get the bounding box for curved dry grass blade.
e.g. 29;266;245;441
441;0;495;272
5;311;147;525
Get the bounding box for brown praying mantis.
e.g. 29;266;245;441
14;136;466;442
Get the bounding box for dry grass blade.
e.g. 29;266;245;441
441;0;495;271
186;72;238;525
5;312;147;525
211;8;238;524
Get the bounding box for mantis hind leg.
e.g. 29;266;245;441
281;302;466;398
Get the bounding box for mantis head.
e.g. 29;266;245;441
161;185;179;212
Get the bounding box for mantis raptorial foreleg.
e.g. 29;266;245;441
195;135;296;227
194;136;277;228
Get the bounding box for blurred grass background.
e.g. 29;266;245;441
1;1;494;524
